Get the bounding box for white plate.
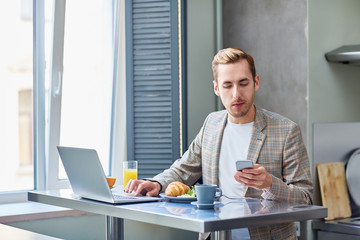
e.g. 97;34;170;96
346;148;360;206
160;193;197;203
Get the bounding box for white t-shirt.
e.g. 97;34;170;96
218;119;253;240
218;119;254;198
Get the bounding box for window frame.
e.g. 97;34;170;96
33;0;47;192
46;0;68;189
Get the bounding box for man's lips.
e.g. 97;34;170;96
232;102;245;107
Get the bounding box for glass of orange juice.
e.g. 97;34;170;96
123;161;138;189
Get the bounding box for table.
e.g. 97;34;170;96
28;189;327;240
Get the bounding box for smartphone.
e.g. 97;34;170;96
235;160;253;171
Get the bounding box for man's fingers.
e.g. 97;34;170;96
241;164;263;175
146;184;160;197
236;176;262;189
124;179;132;192
234;165;271;190
132;180;145;196
125;179;142;194
134;181;154;196
125;180;160;197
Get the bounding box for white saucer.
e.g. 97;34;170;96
190;201;215;209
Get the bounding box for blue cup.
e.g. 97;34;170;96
195;184;222;205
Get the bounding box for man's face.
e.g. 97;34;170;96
213;59;259;124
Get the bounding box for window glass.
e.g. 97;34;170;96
0;0;34;192
58;0;113;179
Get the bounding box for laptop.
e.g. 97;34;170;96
57;146;160;204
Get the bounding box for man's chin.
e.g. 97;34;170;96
228;112;247;119
228;107;247;116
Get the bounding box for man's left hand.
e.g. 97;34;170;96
234;164;273;190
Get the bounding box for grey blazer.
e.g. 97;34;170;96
153;107;313;239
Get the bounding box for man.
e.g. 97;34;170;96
125;48;313;239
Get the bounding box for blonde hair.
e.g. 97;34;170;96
212;48;256;82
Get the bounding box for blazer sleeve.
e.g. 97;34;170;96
261;124;313;204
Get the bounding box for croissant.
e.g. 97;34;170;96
165;181;190;197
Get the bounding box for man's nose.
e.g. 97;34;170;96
232;86;241;99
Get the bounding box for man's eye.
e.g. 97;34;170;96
240;83;249;87
223;84;231;88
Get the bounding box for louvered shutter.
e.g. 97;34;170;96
125;0;184;179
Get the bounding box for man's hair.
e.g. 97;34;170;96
212;48;256;82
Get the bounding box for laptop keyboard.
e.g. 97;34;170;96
113;194;138;200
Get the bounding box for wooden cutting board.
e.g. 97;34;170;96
317;162;351;220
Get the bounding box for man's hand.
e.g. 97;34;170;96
124;179;161;197
234;164;273;190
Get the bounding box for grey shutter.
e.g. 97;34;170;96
126;0;185;179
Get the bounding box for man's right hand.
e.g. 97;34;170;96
124;179;161;197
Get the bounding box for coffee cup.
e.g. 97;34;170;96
195;184;222;205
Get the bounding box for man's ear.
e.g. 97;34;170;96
254;74;260;92
213;80;220;96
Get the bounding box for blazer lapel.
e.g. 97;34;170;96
247;109;267;164
210;112;227;185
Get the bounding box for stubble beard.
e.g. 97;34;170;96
228;101;254;121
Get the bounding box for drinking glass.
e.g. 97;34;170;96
123;161;138;189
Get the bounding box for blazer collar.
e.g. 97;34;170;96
253;106;267;132
247;107;267;163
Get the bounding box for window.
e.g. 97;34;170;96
0;0;184;202
0;0;122;202
0;0;53;202
47;0;119;188
0;0;35;193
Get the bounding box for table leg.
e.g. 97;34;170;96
211;230;231;240
106;216;124;240
300;221;308;240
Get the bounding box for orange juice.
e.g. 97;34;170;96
106;177;116;188
123;169;138;189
